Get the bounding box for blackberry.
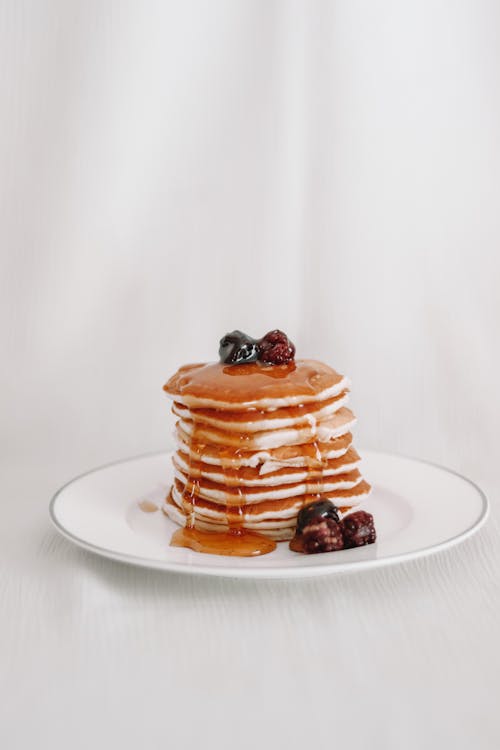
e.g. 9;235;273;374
341;511;376;548
301;518;344;554
258;330;295;365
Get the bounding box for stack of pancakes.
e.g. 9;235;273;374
163;360;371;541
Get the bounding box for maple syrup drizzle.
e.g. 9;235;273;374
183;420;202;529
171;411;276;556
299;437;328;510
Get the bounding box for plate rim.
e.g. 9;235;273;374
49;449;489;579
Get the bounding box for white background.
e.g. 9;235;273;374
1;2;499;748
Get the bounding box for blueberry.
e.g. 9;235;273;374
219;330;259;365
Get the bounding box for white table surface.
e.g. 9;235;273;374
2;448;498;750
1;4;499;745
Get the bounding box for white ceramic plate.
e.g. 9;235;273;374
49;450;488;579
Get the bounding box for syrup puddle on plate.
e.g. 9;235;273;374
170;526;276;557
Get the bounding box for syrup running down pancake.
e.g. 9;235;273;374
163;347;371;556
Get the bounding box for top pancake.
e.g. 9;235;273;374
164;359;347;410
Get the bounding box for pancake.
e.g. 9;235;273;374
164;360;348;410
163;499;296;540
171;390;348;433
173;446;361;486
175;410;355;467
177;400;352;451
170;479;371;519
173;468;363;504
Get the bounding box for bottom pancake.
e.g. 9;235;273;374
163;501;295;541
